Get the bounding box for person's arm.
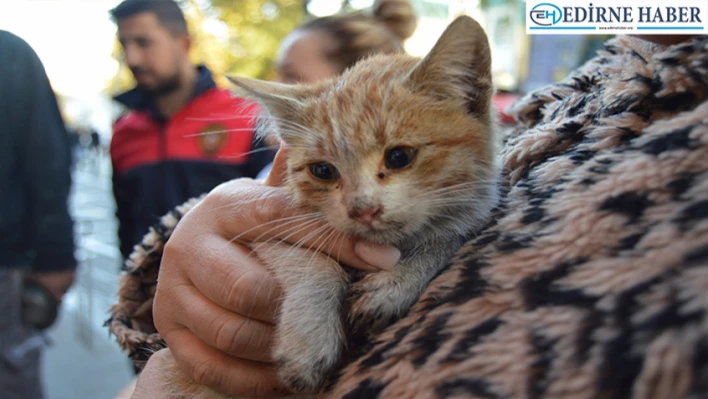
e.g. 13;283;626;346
11;34;76;274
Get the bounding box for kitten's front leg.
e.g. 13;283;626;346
348;237;460;335
254;243;350;393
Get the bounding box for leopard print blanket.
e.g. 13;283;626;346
107;35;708;398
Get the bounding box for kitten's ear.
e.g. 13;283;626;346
408;15;493;117
227;76;305;121
227;76;319;145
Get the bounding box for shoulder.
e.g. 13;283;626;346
113;110;147;130
0;30;31;54
0;31;46;81
111;111;153;147
0;31;43;68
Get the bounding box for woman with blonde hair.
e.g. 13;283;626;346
276;0;417;84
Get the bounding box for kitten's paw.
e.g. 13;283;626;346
276;349;340;392
348;272;417;335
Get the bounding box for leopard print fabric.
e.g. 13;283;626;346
107;36;708;398
106;196;202;368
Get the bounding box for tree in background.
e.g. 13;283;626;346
107;0;304;94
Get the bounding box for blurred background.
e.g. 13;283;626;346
0;1;609;398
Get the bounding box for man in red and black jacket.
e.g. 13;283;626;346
110;0;274;261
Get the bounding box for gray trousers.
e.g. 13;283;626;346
0;268;44;399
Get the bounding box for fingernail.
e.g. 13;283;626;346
354;242;400;270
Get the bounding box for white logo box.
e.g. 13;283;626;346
526;0;708;35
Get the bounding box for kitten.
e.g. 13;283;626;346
163;15;498;398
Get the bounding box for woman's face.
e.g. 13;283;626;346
276;29;341;84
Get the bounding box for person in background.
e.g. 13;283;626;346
277;0;415;85
0;30;77;399
256;0;416;179
109;0;275;261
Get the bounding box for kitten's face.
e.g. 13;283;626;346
231;16;497;243
283;69;495;242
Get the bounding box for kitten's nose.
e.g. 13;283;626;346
349;206;383;226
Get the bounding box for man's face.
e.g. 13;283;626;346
117;12;186;95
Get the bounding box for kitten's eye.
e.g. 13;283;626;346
384;146;417;170
308;162;340;181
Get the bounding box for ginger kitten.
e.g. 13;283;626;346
162;15;499;398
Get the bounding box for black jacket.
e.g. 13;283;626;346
0;31;77;272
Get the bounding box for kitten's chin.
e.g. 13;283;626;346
345;221;411;245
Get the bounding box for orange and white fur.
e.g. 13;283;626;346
161;15;499;398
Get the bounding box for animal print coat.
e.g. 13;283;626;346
107;35;708;398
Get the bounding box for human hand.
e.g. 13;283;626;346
154;148;401;397
128;349;175;398
26;268;76;302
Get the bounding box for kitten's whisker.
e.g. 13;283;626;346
184;115;257;121
183;127;254;138
256;217;324;246
249;216;327;254
304;225;339;272
249;214;324;244
246;216;325;252
334;231;346;265
267;223;333;265
207;196;276;213
248;221;327;262
229;213;323;244
217;146;280;159
207;188;287;212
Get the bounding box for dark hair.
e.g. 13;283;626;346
110;0;188;36
300;0;417;73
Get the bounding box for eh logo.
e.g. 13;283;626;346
530;3;562;26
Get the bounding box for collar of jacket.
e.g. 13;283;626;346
113;64;217;121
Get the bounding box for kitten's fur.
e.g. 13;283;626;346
162;15;498;398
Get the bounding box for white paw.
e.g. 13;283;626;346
348;273;417;335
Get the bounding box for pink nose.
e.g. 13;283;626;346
350;207;383;226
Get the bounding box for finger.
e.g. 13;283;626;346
211;185;399;271
264;146;288;187
164;235;282;323
163;283;276;362
166;328;290;398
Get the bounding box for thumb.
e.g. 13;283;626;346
264;146;289;187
